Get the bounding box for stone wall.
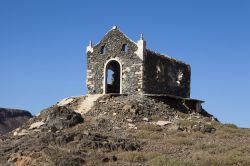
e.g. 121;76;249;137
87;29;143;94
143;50;191;98
86;27;191;97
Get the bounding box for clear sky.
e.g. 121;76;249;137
0;0;249;127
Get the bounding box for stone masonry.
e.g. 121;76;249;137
86;26;191;98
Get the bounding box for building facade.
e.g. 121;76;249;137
86;26;191;98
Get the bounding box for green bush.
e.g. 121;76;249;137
223;123;238;129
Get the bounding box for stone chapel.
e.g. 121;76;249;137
86;26;191;98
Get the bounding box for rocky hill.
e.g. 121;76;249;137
0;95;250;166
0;108;32;135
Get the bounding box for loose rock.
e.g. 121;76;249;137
29;121;44;130
156;121;172;126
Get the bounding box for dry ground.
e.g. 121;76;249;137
1;95;250;166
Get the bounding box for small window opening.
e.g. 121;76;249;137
121;44;128;53
107;69;114;84
100;45;107;54
176;71;183;86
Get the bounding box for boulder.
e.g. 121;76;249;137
143;117;149;122
45;106;84;130
156;121;172;126
14;129;29;136
57;98;74;107
127;119;133;122
29;121;45;130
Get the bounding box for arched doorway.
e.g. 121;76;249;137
104;60;121;94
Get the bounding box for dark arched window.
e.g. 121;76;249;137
100;45;107;54
121;44;128;53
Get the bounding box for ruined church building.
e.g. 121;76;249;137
86;26;202;111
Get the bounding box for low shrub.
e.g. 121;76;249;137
146;155;194;166
223;123;238;129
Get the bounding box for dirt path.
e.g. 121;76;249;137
77;94;103;114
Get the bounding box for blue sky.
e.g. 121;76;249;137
0;0;249;127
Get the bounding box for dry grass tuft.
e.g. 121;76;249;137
118;151;161;163
146;155;194;166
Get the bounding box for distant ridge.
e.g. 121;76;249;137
0;108;32;134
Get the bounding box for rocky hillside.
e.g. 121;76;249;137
0;108;32;135
0;95;250;166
